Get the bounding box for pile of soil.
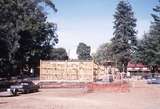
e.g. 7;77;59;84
39;81;129;93
86;81;130;92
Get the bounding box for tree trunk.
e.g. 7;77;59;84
124;62;128;73
151;65;158;77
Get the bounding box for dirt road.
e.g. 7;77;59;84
0;82;160;109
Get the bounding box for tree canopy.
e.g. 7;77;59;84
135;1;160;73
93;43;113;65
0;0;58;77
48;48;69;60
76;42;92;60
111;0;137;72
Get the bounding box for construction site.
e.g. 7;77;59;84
1;60;160;109
1;80;160;109
39;60;119;81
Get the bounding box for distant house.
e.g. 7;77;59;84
127;63;150;76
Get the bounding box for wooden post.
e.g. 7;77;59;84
92;61;94;82
40;60;42;80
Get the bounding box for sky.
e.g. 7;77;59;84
46;0;158;59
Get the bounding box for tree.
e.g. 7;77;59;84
136;1;160;75
0;0;58;77
48;48;68;60
76;42;92;60
93;43;113;65
111;0;137;72
0;0;22;76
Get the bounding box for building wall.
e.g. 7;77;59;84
40;60;95;82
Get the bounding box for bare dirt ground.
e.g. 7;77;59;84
0;80;160;109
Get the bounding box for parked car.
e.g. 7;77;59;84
9;81;39;94
0;78;13;92
147;77;160;84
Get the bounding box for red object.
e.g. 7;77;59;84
128;63;146;68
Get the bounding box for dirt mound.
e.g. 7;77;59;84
86;81;130;93
39;81;130;93
39;82;86;88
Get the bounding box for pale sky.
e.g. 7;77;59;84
46;0;158;59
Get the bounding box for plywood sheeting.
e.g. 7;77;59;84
40;60;112;82
40;60;96;82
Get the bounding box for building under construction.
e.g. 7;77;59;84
40;60;118;82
